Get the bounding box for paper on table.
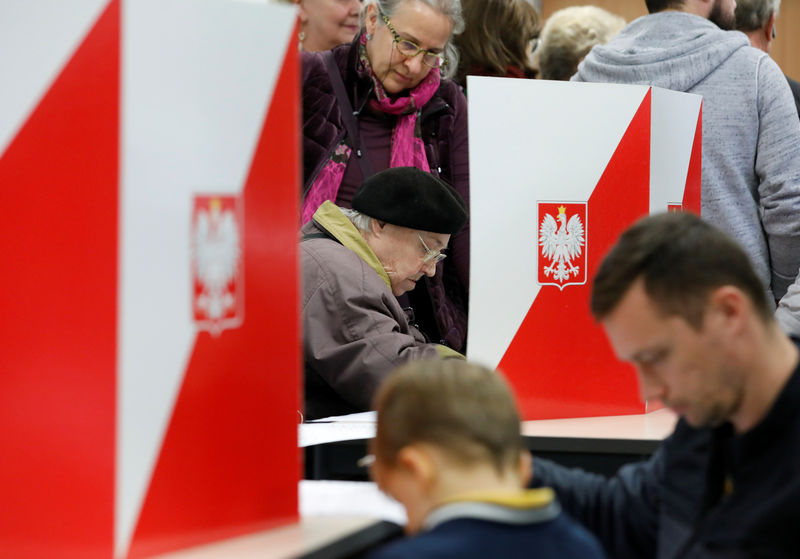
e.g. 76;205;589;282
299;411;377;447
308;411;377;423
300;480;407;525
299;421;376;448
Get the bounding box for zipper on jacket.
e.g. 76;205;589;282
421;102;450;177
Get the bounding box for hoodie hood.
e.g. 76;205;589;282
574;12;750;92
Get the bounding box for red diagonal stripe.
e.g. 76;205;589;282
0;1;118;557
498;90;652;420
683;102;702;214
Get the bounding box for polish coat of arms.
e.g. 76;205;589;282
538;202;587;290
191;195;243;335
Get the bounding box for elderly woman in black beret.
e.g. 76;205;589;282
301;167;466;420
301;0;469;353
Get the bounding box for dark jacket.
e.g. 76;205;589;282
533;339;800;558
787;75;800;119
366;490;605;559
301;35;470;351
301;202;462;420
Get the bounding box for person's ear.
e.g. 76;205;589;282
707;285;748;335
518;450;533;487
765;12;777;48
365;3;379;36
370;218;384;238
397;445;437;491
297;0;309;23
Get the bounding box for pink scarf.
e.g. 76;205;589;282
301;34;441;224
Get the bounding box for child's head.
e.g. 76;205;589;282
370;359;531;533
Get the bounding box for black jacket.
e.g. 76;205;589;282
534;339;800;558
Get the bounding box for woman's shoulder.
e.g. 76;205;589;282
431;78;467;111
302;238;375;282
301;40;356;82
302;239;390;307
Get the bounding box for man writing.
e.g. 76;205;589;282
533;211;800;557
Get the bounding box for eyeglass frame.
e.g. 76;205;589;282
380;13;448;69
419;234;447;264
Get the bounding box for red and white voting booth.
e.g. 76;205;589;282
467;77;701;420
0;2;300;557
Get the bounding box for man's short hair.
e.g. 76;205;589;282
590;212;772;328
645;0;685;14
372;360;522;474
735;0;781;31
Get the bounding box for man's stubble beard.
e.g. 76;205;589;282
709;0;736;30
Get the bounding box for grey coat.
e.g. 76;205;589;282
301;202;462;420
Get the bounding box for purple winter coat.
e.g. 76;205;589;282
301;34;470;351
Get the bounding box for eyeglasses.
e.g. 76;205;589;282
381;14;447;69
530;36;541;55
419;235;447;264
356;454;375;468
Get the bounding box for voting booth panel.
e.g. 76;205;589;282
467;78;701;420
0;2;300;558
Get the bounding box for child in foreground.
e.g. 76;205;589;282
365;360;605;559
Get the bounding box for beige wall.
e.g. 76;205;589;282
541;1;799;79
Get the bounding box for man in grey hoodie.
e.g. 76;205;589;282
573;0;800;330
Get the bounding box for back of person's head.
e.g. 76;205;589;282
645;0;685;13
537;6;625;81
735;0;781;31
454;0;541;85
373;360;523;474
591;212;772;328
361;0;465;79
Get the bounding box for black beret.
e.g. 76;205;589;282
352;167;468;234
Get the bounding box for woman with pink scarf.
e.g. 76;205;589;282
301;0;470;351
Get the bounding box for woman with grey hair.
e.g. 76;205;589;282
536;6;625;81
301;0;471;352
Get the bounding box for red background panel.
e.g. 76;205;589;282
498;91;652;420
683;104;703;214
126;31;301;559
0;1;118;557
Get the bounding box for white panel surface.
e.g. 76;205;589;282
0;0;109;157
466;77;648;369
116;2;296;556
650;88;702;213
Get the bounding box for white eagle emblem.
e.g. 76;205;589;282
539;205;585;286
192;197;242;335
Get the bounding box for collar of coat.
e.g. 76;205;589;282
422;488;559;531
313;201;392;289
